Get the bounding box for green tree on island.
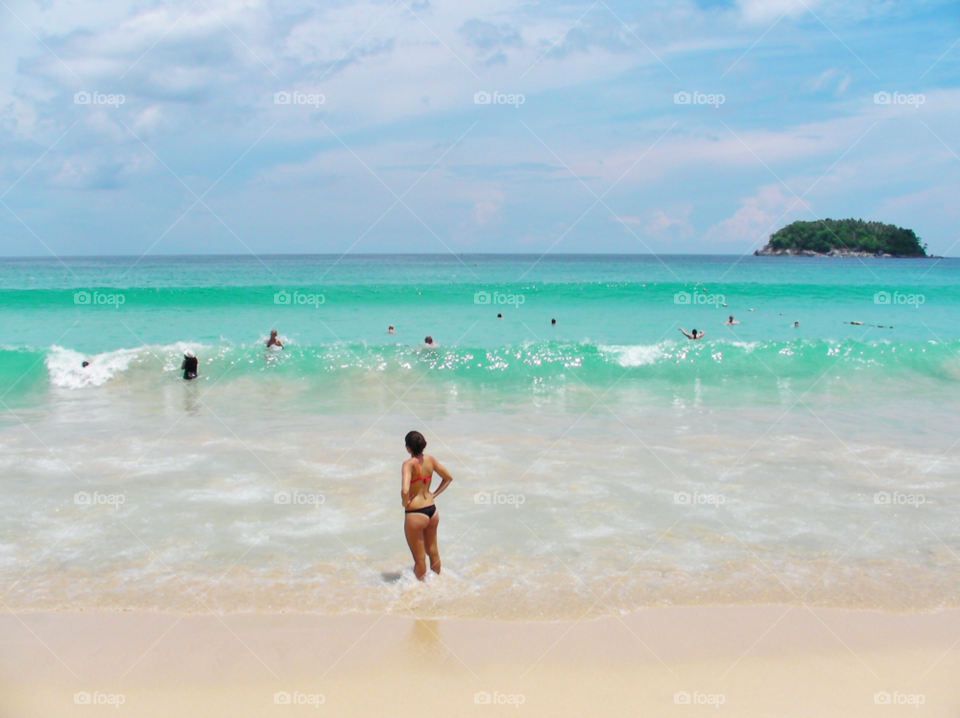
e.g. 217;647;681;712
756;219;927;257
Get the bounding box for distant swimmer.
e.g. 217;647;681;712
81;361;90;368
401;430;453;580
388;325;395;334
266;329;283;349
793;321;800;328
497;313;502;319
725;315;739;325
181;350;199;380
679;328;705;340
424;336;436;346
551;318;556;325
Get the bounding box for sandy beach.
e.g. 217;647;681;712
2;606;958;716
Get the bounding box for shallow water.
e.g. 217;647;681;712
1;254;958;618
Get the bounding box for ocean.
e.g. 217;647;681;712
1;254;958;619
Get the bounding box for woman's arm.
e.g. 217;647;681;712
401;461;413;508
430;458;453;499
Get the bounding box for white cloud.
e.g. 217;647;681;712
704;184;804;246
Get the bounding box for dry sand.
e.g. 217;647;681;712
2;606;959;716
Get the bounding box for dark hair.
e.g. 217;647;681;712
405;430;427;455
692;329;698;335
424;336;433;344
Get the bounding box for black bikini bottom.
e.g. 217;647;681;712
405;505;437;518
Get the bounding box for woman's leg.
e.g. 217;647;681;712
404;513;430;580
423;511;441;574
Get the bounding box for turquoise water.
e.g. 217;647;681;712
2;254;958;403
2;254;959;617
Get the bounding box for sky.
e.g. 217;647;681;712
0;0;958;257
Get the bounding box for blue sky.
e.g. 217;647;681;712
0;0;958;257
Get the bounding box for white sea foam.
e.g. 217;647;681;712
600;343;665;367
45;345;138;388
45;342;208;389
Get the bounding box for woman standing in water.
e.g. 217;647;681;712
401;431;453;580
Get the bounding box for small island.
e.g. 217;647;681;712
755;219;928;257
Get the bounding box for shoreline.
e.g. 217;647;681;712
4;605;959;716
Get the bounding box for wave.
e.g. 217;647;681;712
0;338;952;396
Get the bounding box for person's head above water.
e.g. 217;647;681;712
551;318;556;325
270;329;278;337
81;361;90;368
405;430;427;456
424;336;434;345
729;316;734;322
388;325;395;333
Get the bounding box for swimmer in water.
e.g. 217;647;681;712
551;318;556;325
793;321;800;328
725;316;739;325
266;329;283;349
181;350;199;380
424;336;436;346
388;325;395;334
497;313;502;319
81;361;90;368
679;328;705;340
401;430;453;580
